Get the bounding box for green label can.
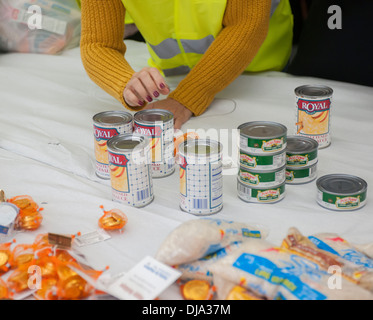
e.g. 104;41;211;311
285;162;318;184
237;180;286;204
286;135;318;168
316;174;367;211
239;150;286;171
238;165;286;188
238;121;287;154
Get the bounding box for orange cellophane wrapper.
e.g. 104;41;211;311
8;195;43;230
174;132;199;157
10;244;36;269
34;278;59;301
98;207;128;231
33;234;50;249
0;242;13;274
55;259;101;300
7;267;30;293
0;277;9;300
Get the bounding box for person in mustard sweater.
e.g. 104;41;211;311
80;0;293;129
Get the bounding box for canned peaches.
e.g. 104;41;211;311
134;109;174;178
93;111;133;179
107;133;153;208
295;85;333;149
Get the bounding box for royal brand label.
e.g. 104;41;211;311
134;123;163;163
134;120;174;178
94;126;120;140
297;98;331;114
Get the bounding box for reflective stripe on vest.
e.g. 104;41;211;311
122;0;292;76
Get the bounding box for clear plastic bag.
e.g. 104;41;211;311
0;0;81;54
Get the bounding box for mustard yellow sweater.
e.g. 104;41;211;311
80;0;271;116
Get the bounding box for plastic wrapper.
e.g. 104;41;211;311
210;238;373;300
0;277;9;300
0;0;81;54
8;195;43;230
155;218;268;266
307;231;373;292
0;242;13;275
98;206;128;231
176;242;242;282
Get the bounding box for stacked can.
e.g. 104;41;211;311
285;136;319;184
133;109;174;178
107;133;154;208
237;121;287;204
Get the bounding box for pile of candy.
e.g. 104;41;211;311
0;234;105;300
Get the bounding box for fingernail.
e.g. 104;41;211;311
160;83;166;89
138;100;144;106
153;91;159;98
146;96;153;102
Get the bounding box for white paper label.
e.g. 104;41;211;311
105;256;181;300
74;229;111;247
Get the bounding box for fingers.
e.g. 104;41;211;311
123;67;169;107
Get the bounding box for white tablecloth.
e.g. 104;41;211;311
1;40;373;299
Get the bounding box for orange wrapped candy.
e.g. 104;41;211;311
11;244;35;269
34;278;58;301
7;268;30;293
0;277;9;300
180;280;215;300
98;206;128;231
225;285;263;300
0;242;13;274
8;195;43;230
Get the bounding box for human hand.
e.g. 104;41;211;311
144;98;193;130
123;67;170;107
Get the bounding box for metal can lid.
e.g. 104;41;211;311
107;133;149;152
238;121;287;139
93;111;133;125
180;139;222;157
134;109;174;123
317;174;367;195
295;85;333;98
286;135;319;154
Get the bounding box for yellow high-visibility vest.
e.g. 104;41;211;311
121;0;293;75
77;0;293;75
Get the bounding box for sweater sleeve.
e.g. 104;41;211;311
169;0;272;116
80;0;141;111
